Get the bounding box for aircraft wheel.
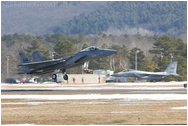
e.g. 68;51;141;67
64;74;68;80
86;70;89;73
52;74;57;80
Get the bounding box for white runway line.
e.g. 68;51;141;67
3;124;35;125
1;83;108;87
113;81;187;86
1;87;185;90
172;106;187;110
1;102;66;105
1;94;187;101
1;101;109;106
1;81;186;87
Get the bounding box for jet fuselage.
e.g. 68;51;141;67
19;46;116;74
111;62;179;81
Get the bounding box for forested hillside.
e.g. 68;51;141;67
51;1;187;35
2;1;187;35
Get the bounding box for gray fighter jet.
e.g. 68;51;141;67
19;46;116;81
111;62;179;81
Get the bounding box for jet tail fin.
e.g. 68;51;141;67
32;51;44;62
19;51;31;73
164;62;179;76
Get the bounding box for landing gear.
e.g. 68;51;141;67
52;69;60;82
52;74;57;80
86;70;89;73
150;80;156;82
83;61;91;73
63;74;68;80
52;69;69;82
62;69;68;80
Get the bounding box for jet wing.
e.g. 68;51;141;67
133;72;167;78
74;56;87;63
19;56;72;69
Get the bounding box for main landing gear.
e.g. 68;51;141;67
52;69;68;82
62;69;68;80
63;74;68;80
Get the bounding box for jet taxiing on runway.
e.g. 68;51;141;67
19;46;116;81
112;62;179;81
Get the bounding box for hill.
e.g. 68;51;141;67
51;1;187;35
2;1;187;36
1;1;107;35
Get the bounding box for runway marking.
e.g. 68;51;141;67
1;87;185;90
1;94;187;101
1;81;186;87
172;106;187;110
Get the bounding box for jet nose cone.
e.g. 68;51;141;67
111;50;117;54
111;73;119;77
106;49;117;56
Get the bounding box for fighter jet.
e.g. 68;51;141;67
18;46;116;81
111;62;179;81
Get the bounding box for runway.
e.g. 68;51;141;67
1;82;187;95
1;82;187;125
1;88;187;95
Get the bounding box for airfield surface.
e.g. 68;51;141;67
1;82;187;125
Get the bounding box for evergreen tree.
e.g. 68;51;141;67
24;39;50;60
89;44;112;70
129;47;145;70
101;43;108;49
142;54;158;72
53;40;77;58
82;43;89;49
149;35;187;81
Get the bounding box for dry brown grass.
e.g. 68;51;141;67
1;99;187;125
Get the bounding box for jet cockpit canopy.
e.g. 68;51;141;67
81;46;99;51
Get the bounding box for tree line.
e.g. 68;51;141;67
1;33;187;81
